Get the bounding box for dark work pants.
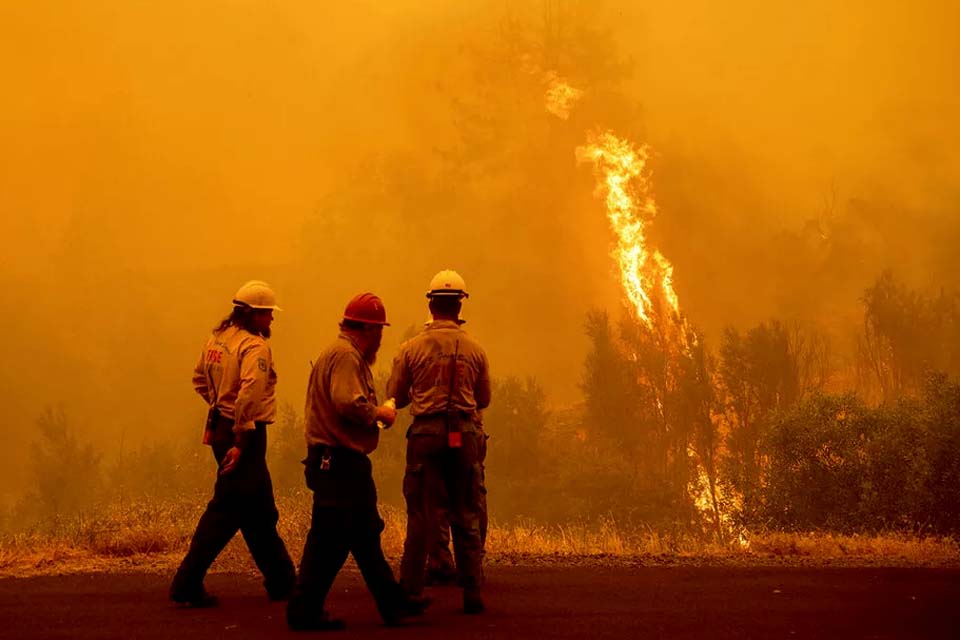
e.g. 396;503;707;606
429;432;488;576
171;423;295;599
287;447;406;625
400;431;484;596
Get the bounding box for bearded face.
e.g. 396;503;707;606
363;324;383;365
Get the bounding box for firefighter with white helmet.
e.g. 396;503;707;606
170;280;295;607
388;269;491;614
286;293;430;630
420;273;482;584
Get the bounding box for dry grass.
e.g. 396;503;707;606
2;493;958;577
747;531;960;564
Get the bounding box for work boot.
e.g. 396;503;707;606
267;582;295;602
170;586;219;608
287;609;346;632
463;587;485;615
265;573;296;601
402;593;432;616
381;593;432;627
425;564;458;586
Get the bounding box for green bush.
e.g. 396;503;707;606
920;373;960;534
757;382;960;534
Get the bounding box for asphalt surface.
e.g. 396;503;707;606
1;565;958;639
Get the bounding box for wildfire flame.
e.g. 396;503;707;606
689;456;750;548
540;75;681;331
575;131;682;330
544;71;584;120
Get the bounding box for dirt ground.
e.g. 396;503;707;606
1;564;958;639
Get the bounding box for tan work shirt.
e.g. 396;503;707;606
192;325;277;434
304;333;380;455
387;319;491;427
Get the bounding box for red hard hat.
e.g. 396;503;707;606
343;292;390;326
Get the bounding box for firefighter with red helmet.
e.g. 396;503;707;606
170;280;296;607
388;270;492;614
286;293;430;631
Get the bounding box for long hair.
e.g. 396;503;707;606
213;305;270;337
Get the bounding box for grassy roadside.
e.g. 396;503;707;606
2;493;958;577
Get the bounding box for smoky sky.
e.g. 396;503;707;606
2;0;958;501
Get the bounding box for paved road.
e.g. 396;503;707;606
1;565;958;639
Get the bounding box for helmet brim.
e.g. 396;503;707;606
342;315;390;326
234;300;282;312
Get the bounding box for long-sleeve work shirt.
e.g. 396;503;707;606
192;325;277;434
304;333;380;455
387;320;491;421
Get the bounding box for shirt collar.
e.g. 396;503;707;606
426;319;463;331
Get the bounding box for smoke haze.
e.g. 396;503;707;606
2;1;958;502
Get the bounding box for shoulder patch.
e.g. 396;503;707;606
257;357;268;372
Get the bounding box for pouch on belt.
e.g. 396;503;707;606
303;446;377;508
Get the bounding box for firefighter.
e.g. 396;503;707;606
388;270;491;614
170;280;296;607
286;293;430;631
426;312;488;586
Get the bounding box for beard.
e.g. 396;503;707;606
364;349;377;366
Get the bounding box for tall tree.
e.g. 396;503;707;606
857;271;959;401
719;320;826;524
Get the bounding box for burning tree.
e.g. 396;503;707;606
575;126;727;538
580;305;724;535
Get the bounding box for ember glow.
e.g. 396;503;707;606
544;72;584;120
690;461;749;548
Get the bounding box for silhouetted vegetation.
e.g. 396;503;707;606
5;272;960;546
18;407;103;530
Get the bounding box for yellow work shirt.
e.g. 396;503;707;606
387;319;491;422
192;325;277;434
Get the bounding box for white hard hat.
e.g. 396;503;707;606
233;280;282;311
426;269;469;299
